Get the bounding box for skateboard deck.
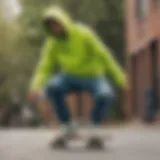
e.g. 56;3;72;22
49;132;111;150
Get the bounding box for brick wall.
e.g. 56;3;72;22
125;0;160;119
126;0;160;54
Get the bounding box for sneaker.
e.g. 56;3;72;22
50;122;79;148
86;124;105;149
65;121;80;140
50;133;67;149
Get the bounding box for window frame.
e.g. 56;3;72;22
136;0;149;20
152;0;160;8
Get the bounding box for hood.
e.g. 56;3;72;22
43;6;73;35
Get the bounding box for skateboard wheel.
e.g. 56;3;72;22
86;137;104;150
49;138;67;149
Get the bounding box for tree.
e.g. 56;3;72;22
0;0;125;120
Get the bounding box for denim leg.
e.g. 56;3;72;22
45;74;73;124
87;78;115;125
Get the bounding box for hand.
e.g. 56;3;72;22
27;91;40;104
39;99;53;124
123;81;130;91
121;74;130;91
125;75;130;90
118;79;130;96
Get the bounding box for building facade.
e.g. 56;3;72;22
125;0;160;119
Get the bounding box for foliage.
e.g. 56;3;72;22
0;0;125;119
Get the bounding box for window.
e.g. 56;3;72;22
136;0;148;20
153;0;160;8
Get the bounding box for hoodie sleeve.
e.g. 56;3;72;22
86;29;126;87
30;38;55;91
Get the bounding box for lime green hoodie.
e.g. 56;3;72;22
30;7;126;91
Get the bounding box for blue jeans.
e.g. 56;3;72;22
45;73;115;125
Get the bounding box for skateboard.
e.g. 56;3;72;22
49;132;111;150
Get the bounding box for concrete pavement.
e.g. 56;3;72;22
0;125;160;160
